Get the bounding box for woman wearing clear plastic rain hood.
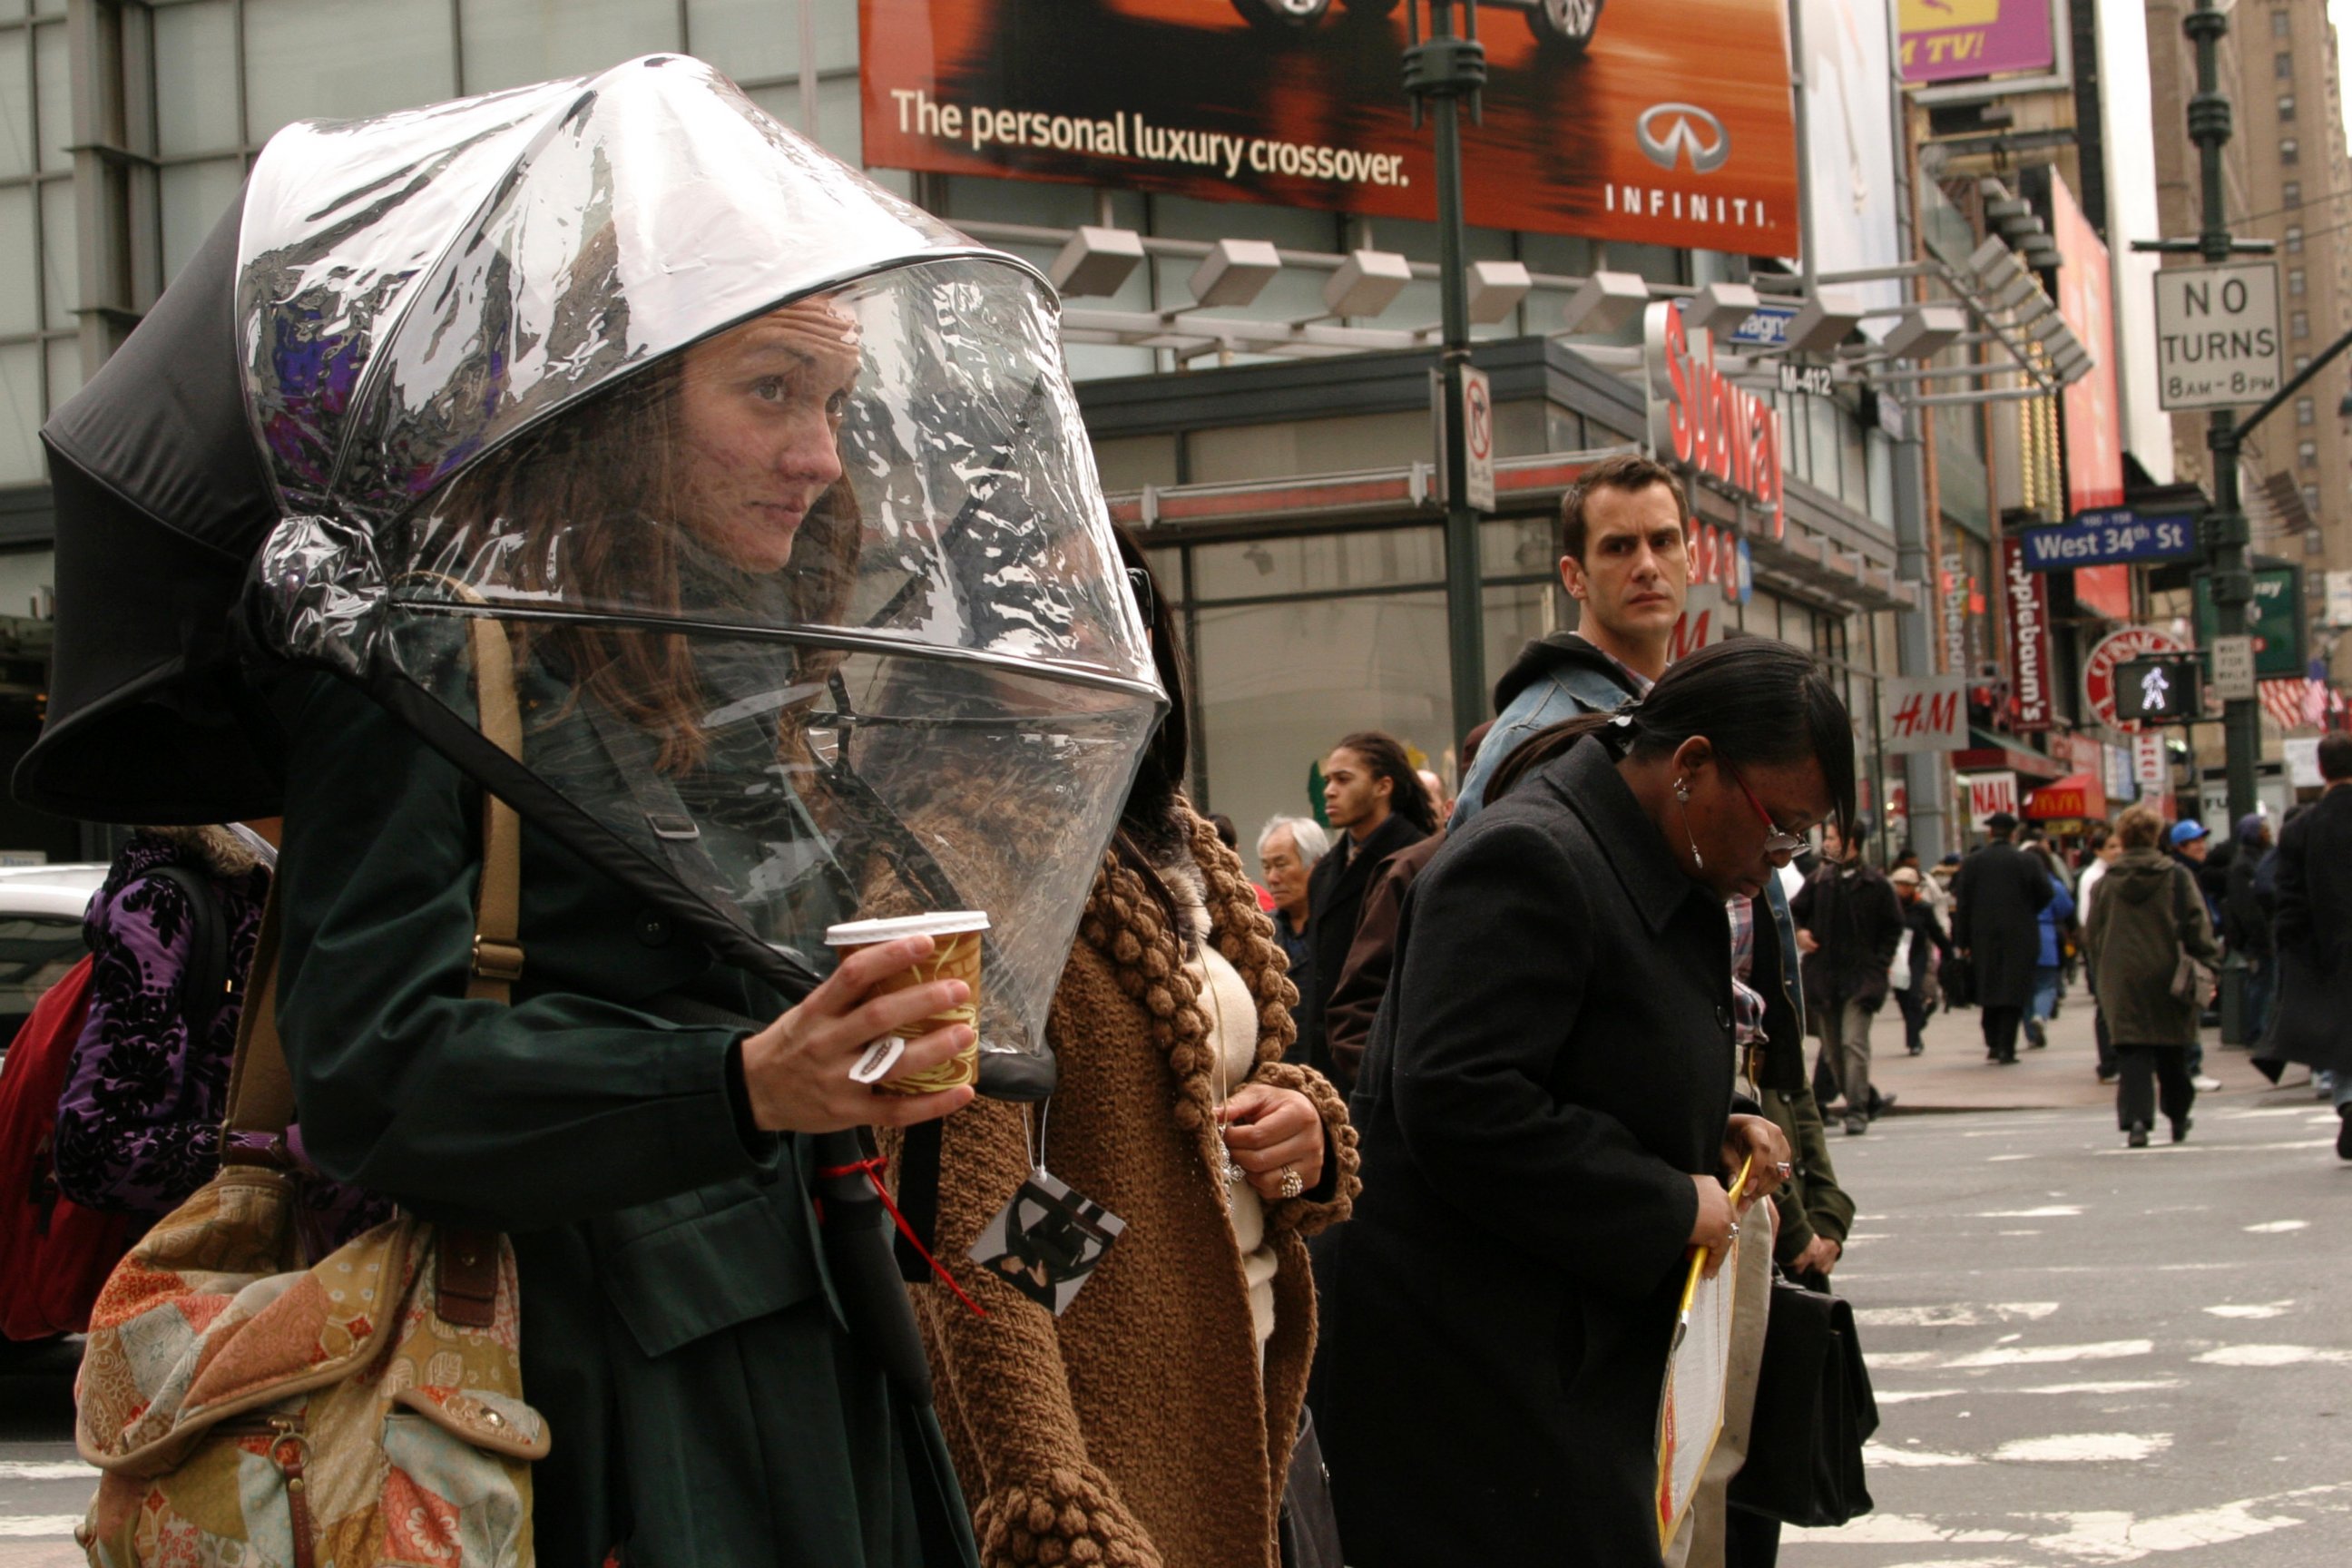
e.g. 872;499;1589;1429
222;59;1163;1568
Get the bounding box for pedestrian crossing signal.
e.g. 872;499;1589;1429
2113;654;2205;725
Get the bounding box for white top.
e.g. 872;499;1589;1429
2078;858;2110;933
1191;940;1282;1367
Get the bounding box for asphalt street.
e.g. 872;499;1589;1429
1785;1056;2352;1565
1;1010;2345;1564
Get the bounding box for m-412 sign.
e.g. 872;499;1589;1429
2154;262;2284;410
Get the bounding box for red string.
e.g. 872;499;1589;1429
818;1155;988;1318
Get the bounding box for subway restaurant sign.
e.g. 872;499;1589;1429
1644;302;1786;537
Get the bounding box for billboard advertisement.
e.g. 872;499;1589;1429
1799;0;1904;321
2002;534;2055;731
1896;0;2055;86
860;0;1800;253
2050;174;2132;620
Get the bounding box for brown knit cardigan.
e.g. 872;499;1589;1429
897;808;1360;1568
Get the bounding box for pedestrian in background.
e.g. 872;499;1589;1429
1453;452;1686;825
1889;865;1952;1058
2224;812;2277;1045
1210;811;1276;915
1258;814;1332;1065
50;827;274;1227
1322;639;1829;1568
2168;820;2225;1091
2024;840;2075;1050
1322;723;1488;1097
1305;731;1436;1083
2259;734;2352;1160
1794;819;1904;1134
1951;810;2053;1065
2086;805;2220;1148
2077;821;2123;1084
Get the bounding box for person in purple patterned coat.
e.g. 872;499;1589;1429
52;824;390;1250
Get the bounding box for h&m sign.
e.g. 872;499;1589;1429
1644;302;1786;537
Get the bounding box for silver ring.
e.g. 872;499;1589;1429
1775;1161;1793;1180
1279;1166;1304;1200
1727;1221;1741;1240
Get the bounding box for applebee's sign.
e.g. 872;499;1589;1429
1644;301;1786;537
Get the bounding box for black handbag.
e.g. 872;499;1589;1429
1728;1278;1879;1528
1940;952;1976;1010
1279;1406;1344;1568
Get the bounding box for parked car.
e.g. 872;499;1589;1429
0;863;105;1063
1235;0;1603;53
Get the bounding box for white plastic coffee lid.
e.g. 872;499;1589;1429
823;910;992;946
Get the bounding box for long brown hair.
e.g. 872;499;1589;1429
414;355;861;774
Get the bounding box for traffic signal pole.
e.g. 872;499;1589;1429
1406;0;1488;756
2182;0;2262;826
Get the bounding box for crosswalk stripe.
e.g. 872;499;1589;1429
0;1518;82;1538
0;1465;92;1481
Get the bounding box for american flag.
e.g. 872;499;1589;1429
2259;677;2324;732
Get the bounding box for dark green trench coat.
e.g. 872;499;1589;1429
267;662;979;1568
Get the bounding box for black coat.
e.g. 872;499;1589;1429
1792;861;1905;1010
2264;788;2352;1074
1897;897;1954;1001
1950;839;2053;1009
1303;809;1426;1078
1321;738;1734;1568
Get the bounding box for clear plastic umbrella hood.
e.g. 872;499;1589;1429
237;56;1162;1071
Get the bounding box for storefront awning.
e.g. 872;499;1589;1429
2025;771;2104;820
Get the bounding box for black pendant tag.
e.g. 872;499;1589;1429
969;1171;1126;1316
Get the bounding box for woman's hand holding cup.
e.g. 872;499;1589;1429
740;933;977;1132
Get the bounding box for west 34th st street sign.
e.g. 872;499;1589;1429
2018;508;2200;571
2153;261;2285;410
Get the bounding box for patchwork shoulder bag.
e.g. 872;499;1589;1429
2169;867;2218;1009
74;617;547;1568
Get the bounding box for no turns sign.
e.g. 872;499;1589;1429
2153;262;2284;411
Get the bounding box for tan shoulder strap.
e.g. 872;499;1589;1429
223;614;525;1152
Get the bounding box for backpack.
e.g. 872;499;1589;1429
0;863;230;1340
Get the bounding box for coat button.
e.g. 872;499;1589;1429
1716;1005;1731;1032
635;910;671;947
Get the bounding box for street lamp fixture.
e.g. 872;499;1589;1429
1190;238;1283;308
1049;225;1145;298
1686;280;1761;338
1788;288;1865;354
1882;305;1967;360
1465;260;1534;324
1325;249;1415;317
1560;269;1651;335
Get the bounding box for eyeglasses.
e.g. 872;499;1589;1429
1721;760;1808;862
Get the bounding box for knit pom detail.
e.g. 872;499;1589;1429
975;1466;1164;1568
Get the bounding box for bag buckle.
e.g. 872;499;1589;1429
471;936;525;983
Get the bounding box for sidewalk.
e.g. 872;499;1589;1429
1847;987;2292;1114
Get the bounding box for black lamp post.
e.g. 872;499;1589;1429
1405;0;1488;757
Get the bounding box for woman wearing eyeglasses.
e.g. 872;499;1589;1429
1318;638;1852;1568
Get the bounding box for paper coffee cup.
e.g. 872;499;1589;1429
823;911;989;1096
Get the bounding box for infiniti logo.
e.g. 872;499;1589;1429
1636;103;1730;175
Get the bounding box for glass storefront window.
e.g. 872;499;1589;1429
154;1;240;155
461;0;681;94
159;157;245;284
0;184;33;337
1191;525;1445;602
243;0;456;143
1192;590;1454;847
690;0;858;78
0;30;29;181
0;343;43;484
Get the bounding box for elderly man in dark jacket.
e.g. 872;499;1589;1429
2258;734;2352;1158
1951;810;2053;1064
1793;821;1905;1134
